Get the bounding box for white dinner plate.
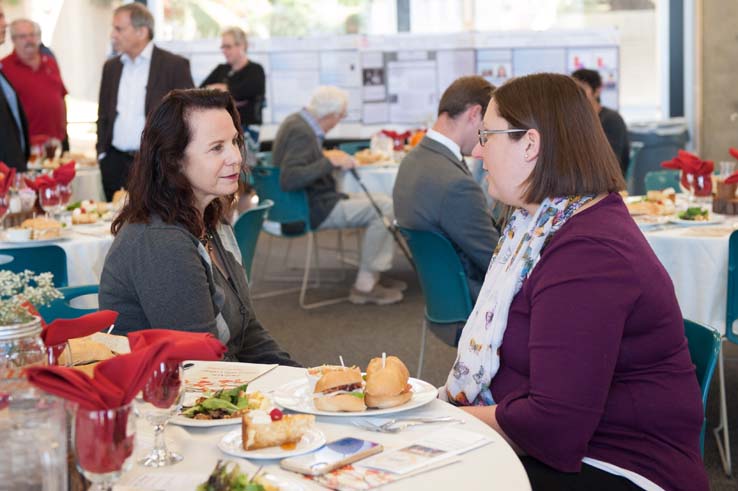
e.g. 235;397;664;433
218;427;326;460
170;414;243;427
0;235;70;245
669;215;725;227
273;377;438;417
634;215;670;230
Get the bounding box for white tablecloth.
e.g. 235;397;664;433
71;166;106;202
336;165;399;197
0;224;113;286
644;219;738;335
119;365;531;491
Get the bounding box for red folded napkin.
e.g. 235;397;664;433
25;339;173;410
729;147;738;161
128;329;226;362
24;174;57;191
0;162;16;197
52;161;76;185
661;150;714;196
724;172;738;185
381;130;411;150
41;310;119;361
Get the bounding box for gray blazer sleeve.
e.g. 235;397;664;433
278;126;334;191
130;227;219;334
439;178;499;272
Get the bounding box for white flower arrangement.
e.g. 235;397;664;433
0;270;63;325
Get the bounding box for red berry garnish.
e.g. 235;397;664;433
269;408;283;421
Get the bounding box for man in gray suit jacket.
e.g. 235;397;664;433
394;76;500;301
273;86;403;305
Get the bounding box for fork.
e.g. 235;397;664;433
352;417;463;433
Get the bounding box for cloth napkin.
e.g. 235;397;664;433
25;339;173;410
41;310;119;349
381;130;411;150
24;174;57;191
661;150;714;195
128;329;226;362
0;162;16;197
52;161;76;185
729;147;738;161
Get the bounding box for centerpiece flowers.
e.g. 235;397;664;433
0;270;62;378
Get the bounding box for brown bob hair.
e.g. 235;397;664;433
493;73;625;203
112;89;245;238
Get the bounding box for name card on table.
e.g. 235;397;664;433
183;361;278;393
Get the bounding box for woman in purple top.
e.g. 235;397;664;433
442;73;708;490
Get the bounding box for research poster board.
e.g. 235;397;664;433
163;28;619;128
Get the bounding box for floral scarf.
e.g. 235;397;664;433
444;195;594;406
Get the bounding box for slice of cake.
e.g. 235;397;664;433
241;410;315;450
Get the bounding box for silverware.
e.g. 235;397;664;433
352;417;464;433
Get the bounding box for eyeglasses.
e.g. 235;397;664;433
478;128;527;147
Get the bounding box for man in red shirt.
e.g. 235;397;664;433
1;18;67;146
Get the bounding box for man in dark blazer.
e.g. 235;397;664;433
394;76;500;301
0;3;29;171
97;3;193;200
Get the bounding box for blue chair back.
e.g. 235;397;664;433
251;166;312;233
644;170;681;192
338;141;370;155
256;151;272;166
684;318;721;456
0;245;68;287
726;231;738;344
399;227;473;344
233;200;273;279
38;284;99;322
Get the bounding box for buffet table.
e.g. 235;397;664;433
119;365;532;491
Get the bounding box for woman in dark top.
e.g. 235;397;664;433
99;89;298;367
201;27;265;151
442;74;707;490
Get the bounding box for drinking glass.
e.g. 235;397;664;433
0;194;8;229
136;360;184;467
39;185;61;219
45;340;73;367
72;403;136;491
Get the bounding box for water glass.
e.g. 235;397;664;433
0;384;68;491
72;403;136;491
720;161;737;178
136;360;184;467
39;185;61;219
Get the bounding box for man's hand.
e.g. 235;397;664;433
324;149;355;169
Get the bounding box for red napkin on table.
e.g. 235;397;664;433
128;329;226;362
24;174;57;191
0;162;16;198
661;150;714;196
381;130;411;150
729;147;738;161
52;161;76;185
41;310;119;361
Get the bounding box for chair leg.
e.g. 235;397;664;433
713;342;733;476
417;318;428;379
299;233;349;310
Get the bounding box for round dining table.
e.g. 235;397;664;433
119;365;532;491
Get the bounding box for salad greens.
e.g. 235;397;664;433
181;384;250;419
678;207;709;221
197;461;275;491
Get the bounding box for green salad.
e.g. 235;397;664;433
197;461;276;491
678;207;709;221
181;384;251;419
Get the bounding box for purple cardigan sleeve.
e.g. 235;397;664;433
495;235;641;472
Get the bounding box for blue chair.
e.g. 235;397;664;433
233;199;273;280
398;226;473;378
644;170;681;192
338;141;370;155
256;151;272;167
624;141;644;193
38;284;99;322
251;166;348;309
683;319;721;457
0;245;68;287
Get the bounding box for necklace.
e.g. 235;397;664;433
200;230;215;253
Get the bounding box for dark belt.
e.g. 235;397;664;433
110;146;137;158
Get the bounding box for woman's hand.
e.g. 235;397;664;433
461;405;524;455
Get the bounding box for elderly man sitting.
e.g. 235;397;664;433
272;86;404;305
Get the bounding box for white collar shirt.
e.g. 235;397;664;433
112;41;154;151
425;128;463;163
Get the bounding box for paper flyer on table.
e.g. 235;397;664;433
309;459;461;491
183;361;278;393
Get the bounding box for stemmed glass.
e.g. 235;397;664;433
39;185;61;220
45;341;73;367
136;360;184;467
0;194;9;230
71;403;136;491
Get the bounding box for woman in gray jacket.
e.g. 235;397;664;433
100;89;298;367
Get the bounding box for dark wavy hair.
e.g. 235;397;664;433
112;89;245;238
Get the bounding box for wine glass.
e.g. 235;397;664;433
39;185;61;220
45;341;73;367
71;403;136;491
136;360;184;467
0;194;8;229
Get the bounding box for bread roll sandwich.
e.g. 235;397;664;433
364;355;412;409
312;366;366;412
21;217;62;240
242;410;315;450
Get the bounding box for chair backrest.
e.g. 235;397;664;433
38;284;99;322
0;245;68;287
251;166;312;231
399;227;473;330
256;151;272;167
338;140;370;155
644;170;681;192
233;200;273;279
684;318;721;408
726;230;738;344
